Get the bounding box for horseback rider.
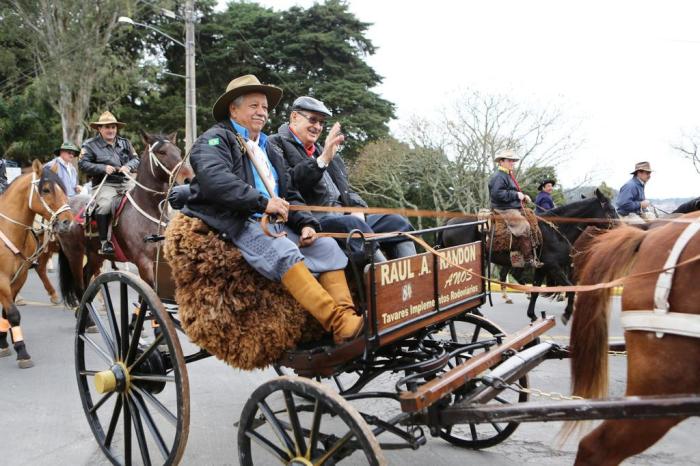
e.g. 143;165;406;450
616;161;654;223
268;96;416;262
78;111;139;255
534;178;556;214
46;142;82;197
181;75;363;344
488;149;542;268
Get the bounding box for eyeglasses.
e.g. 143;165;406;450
296;111;326;127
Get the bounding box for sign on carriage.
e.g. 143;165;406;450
369;241;483;331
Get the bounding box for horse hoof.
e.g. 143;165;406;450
50;296;62;305
17;358;34;369
505;299;513;304
86;325;99;334
561;315;570;326
0;347;11;358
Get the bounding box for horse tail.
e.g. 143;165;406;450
58;248;82;308
570;225;647;399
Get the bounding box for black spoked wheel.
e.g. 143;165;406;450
75;271;190;465
437;313;528;449
238;375;386;465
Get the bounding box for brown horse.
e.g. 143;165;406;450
57;132;193;307
0;160;73;368
570;211;700;465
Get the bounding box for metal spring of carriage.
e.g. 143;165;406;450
73;220;700;465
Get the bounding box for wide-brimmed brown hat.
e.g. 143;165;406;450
89;111;125;130
212;74;283;121
495;149;520;162
631;161;652;174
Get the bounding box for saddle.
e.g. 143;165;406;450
486;208;542;267
163;213;324;370
76;195;129;262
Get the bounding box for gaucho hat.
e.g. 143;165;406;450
212;74;283;121
495;149;520;162
631;161;652;174
53;141;80;156
537;179;556;191
292;96;332;117
90;111;125;130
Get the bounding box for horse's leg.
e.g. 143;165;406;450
575;418;680;466
35;246;61;305
526;267;546;321
499;266;513;304
0;281;33;368
561;291;575;325
0;313;10;357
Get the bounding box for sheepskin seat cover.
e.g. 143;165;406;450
163;213;322;370
490;207;542;252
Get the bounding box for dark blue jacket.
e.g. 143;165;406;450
535;191;554;214
488;168;522;209
616;176;645;216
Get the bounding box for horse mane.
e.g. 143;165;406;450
542;196;604;218
673;196;700;214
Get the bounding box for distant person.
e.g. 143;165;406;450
268;96;416;261
488;149;542;268
616;162;653;223
46;142;82;197
0;152;7;194
534;179;556;214
79;111;139;255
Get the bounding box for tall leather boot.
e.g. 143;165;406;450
96;214;114;255
520;236;542;268
318;270;356;316
282;262;363;344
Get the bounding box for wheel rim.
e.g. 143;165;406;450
75;271;190;465
238;376;385;466
437;313;528;449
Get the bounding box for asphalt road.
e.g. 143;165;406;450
1;269;698;465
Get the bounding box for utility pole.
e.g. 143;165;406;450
184;0;197;153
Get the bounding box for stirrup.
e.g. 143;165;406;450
99;242;115;255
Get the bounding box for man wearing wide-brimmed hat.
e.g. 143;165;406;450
617;161;653;222
181;75;363;344
534;178;556;215
46;141;81;197
79;111;139;254
488;149;541;268
268;95;416;262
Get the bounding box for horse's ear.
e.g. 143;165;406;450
580;194;586;199
167;131;177;145
32;159;43;177
594;188;605;201
140;129;152;146
49;161;59;174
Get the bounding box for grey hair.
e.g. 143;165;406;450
230;95;246;110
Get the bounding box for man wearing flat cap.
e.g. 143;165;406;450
182;75;363;344
268;96;416;262
46;142;82;197
617;161;653;222
488;149;541;268
534;179;556;215
79;111;139;254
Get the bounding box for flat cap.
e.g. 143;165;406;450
292;96;332;117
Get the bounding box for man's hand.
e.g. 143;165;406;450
299;226;316;247
118;166;131;174
318;122;345;166
75;185;82;194
104;165;116;175
640;199;651;209
265;197;290;222
517;192;531;203
524;194;532;204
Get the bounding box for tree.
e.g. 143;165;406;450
672;131;700;174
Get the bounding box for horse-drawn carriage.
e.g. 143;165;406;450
72;212;700;465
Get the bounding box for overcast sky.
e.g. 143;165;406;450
220;0;700;198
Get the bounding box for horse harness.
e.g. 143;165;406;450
620;216;700;339
0;173;71;284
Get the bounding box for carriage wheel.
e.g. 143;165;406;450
437;313;528;449
75;271;190;465
238;375;386;465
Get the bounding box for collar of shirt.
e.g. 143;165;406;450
57;157;72;169
96;135;119;149
230;119;268;149
289;127;317;157
498;166;510;174
634;176;646;186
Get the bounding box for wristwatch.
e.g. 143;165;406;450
316;157;327;169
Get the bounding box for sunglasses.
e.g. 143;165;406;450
296;111;326;127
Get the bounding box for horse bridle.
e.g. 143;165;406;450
148;140;183;183
28;172;72;227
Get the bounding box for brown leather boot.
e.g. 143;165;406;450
520;236;543;268
282;262;363;344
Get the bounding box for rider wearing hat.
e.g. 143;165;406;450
268;96;416;262
534;178;556;214
617;161;653;222
182;75;363;344
46;142;82;197
488;149;541;268
78;111;139;255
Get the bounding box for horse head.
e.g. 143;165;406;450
593;188;618;227
32;160;73;233
140;131;194;187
